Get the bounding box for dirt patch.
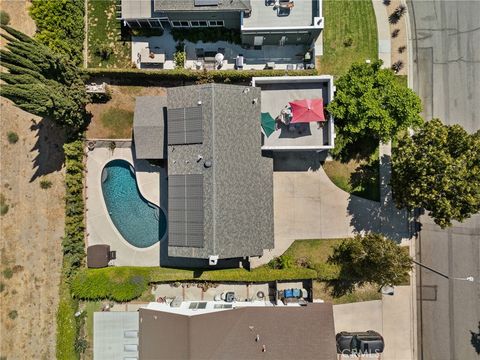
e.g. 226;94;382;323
386;0;408;76
0;98;65;359
86;85;166;139
0;0;36;36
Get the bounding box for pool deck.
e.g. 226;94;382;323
86;146;166;267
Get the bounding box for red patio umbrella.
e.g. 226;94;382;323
289;98;325;123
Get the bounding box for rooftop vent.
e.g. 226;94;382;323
204;160;212;168
209;255;219;265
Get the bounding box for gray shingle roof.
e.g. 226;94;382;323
139;304;336;360
133;96;167;160
154;0;251;12
166;84;273;260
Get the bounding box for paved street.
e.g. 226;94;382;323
409;1;480;359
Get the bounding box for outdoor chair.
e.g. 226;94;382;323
195;48;205;60
235;54;244;70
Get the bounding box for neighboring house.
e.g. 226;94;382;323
94;301;336;360
133;84;274;264
120;0;323;49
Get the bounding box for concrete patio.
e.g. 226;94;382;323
85;145;166;266
132;31;309;70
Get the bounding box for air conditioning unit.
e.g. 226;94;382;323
209;255;219;266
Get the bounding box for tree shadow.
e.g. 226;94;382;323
349;159;380;202
29;118;66;182
332;134;379;164
471;322;480;354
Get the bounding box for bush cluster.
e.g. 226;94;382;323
0;10;10;25
84;67;318;84
29;0;85;64
62;140;86;276
171;27;241;44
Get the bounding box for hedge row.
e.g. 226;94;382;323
71;266;317;302
62;140;86;274
30;0;85;65
84;67;319;84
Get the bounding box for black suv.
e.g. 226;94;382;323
336;331;385;355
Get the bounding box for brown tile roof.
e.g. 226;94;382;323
139;303;336;360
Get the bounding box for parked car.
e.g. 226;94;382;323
336;331;384;355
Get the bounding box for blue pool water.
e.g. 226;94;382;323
101;159;167;248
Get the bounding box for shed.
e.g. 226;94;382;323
133;96;167;159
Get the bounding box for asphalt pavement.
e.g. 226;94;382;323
408;1;480;359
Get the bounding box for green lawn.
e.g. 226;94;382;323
99;108;134;138
87;0;131;68
317;0;378;76
323;157;380;202
56;276;79;360
82;301;102;360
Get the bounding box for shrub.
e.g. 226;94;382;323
171;27;241;44
74;338;88;353
0;10;10;25
0;282;4;292
30;0;85;64
391;60;404;72
95;45;113;60
8;310;18;320
173;51;186;69
40;178;53;189
2;268;13;279
398;46;406;54
392;29;400;38
343;36;353;47
268;255;294;269
7;131;18;144
0;193;9;216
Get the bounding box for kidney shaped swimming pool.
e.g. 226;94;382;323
101;159;167;248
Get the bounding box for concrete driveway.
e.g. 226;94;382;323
256;152;384;264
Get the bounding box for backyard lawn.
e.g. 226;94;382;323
317;0;378;76
87;0;131;68
86;85;166;139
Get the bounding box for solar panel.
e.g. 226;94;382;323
194;0;219;6
168;174;204;248
167;107;203;145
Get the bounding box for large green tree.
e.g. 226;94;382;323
0;25;88;132
391;119;480;228
327;60;423;153
328;233;412;296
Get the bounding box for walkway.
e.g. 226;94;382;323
372;0;391;68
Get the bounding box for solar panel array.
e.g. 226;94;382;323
167;106;203;145
168;174;204;248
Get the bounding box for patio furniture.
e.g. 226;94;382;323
109;251;116;260
265;61;275;70
289;98;326;123
195;48;205;59
225;292;236;303
235;54;244;69
261;112;276;137
87;244;110;268
265;0;275;5
139;48;165;66
286;64;294;71
217;47;225;54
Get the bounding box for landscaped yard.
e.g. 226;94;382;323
281;239;382;304
71;238;382;305
322;155;380;202
87;0;131;68
86;85;166;139
317;0;378;76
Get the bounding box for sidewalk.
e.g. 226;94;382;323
372;0;392;68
